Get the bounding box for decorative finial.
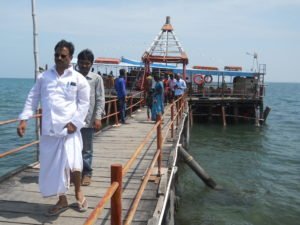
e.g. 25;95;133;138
166;16;170;24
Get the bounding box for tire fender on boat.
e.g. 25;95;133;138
193;74;204;85
204;75;213;83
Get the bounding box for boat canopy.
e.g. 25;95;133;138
121;57;177;69
71;57;257;78
95;57;120;64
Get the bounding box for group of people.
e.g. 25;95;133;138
146;72;187;121
17;40;105;216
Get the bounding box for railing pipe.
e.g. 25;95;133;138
139;91;143;109
156;114;162;176
171;99;174;138
111;164;123;225
157;114;187;225
124;149;161;225
84;96;188;225
129;96;133;117
122;123;159;176
0;140;39;159
176;100;179;127
0;114;41;126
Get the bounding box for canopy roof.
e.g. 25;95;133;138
94;57;120;64
142;16;188;65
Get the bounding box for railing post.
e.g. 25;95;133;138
37;108;42;161
107;101;111;126
171;99;174;139
111;164;122;225
179;97;183;119
156;115;162;176
140;91;143;110
176;99;179;128
113;98;119;125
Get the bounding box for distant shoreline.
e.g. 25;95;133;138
0;77;34;79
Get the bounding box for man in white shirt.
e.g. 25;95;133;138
17;40;90;215
174;73;187;98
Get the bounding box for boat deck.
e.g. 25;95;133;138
0;106;182;225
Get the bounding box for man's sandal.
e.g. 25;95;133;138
76;197;88;212
45;204;68;216
81;176;91;186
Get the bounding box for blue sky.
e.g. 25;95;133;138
1;0;299;82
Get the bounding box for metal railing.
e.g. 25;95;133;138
0;91;186;224
84;95;186;225
0;113;41;159
0;91;145;159
188;82;265;99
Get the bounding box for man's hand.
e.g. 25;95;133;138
93;119;102;132
65;122;77;134
17;120;27;137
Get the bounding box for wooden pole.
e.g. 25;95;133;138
184;114;190;150
114;98;119;125
255;106;260;127
31;0;40;157
221;106;227;127
189;108;193;128
262;106;271;124
178;146;217;189
111;164;122;225
208;105;213;122
233;104;239;124
31;0;39;81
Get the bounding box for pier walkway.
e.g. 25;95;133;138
0;104;186;225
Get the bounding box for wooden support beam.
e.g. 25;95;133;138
221;106;227;127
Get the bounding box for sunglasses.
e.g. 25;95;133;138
54;53;68;59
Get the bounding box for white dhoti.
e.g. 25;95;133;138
39;129;83;197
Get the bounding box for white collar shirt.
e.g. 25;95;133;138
174;78;187;96
19;66;90;135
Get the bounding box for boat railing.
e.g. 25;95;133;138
84;95;187;225
188;82;265;99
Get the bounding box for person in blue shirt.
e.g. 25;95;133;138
115;69;127;124
151;74;164;121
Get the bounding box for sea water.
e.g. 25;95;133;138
175;83;300;225
0;78;37;178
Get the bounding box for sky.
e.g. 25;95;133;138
0;0;299;83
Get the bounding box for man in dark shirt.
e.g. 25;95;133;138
115;69;127;124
